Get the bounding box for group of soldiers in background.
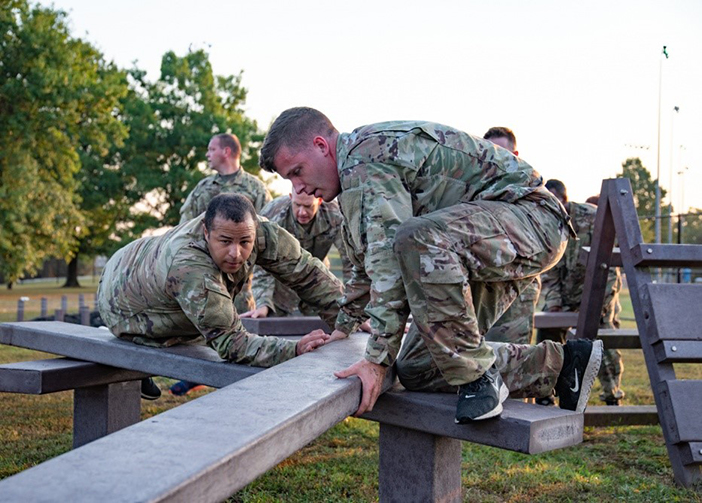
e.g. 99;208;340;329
98;109;614;422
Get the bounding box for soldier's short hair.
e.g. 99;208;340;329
259;107;337;173
585;194;600;206
213;133;242;159
483;127;517;151
205;193;257;231
545;179;568;202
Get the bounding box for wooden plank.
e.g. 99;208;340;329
659;380;702;443
0;358;149;394
0;322;260;388
654;341;702;363
363;387;583;454
595;329;641;349
630;243;702;268
241;316;330;335
0;334;387;503
578;246;623;267
534;312;579;329
584;405;659;427
647;284;702;343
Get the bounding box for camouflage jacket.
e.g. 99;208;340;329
97;216;342;367
541;201;621;311
179;169;272;224
332;121;570;365
252;195;352;315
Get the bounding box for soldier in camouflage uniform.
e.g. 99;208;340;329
98;194;341;374
537;180;625;405
246;192;353;318
259;107;604;422
180;133;272;314
482;127;541;345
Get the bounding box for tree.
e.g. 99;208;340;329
0;1;128;286
616;158;667;242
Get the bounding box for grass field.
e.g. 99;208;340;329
1;282;700;501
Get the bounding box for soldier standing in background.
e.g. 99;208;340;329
99;194;342;397
482;127;541;345
244;191;353;319
259;107;603;422
180;133;272;314
538;180;625;406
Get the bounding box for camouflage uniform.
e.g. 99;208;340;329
97;215;342;367
332;121;573;390
537;201;625;402
484;276;541;345
179;169;272;313
252;195;353;316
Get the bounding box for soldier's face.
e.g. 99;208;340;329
488;137;516;155
206;138;228;173
290;192;321;225
274;137;341;202
204;215;256;274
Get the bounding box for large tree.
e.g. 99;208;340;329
616;158;667;243
0;0;127;287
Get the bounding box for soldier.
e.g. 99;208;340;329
98;193;343;398
180;133;272;314
482;127;541;345
538;180;625;406
259;107;603;422
243;191;352;319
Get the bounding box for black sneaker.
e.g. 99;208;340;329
536;396;556;407
555;340;603;412
455;366;509;423
141;377;161;400
605;397;622;406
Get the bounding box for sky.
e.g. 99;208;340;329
41;0;702;212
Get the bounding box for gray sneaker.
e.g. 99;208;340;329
555;339;603;412
455;366;509;423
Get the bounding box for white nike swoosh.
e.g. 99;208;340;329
464;395;476;399
570;369;580;393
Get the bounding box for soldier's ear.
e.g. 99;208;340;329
513;149;519;157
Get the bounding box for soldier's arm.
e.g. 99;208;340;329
540;261;564;311
256;220;344;330
334;233;371;335
167;258;298;367
251;265;276;313
340;161;413;366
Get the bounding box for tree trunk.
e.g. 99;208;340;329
63;257;81;288
7;281;12;290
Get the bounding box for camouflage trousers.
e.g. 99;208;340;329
484;276;541;345
536;301;625;402
396;323;564;398
394;198;568;386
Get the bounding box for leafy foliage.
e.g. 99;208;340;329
616;158;667;242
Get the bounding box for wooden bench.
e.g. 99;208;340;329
0;357;148;447
241;315;330;335
0;321;584;502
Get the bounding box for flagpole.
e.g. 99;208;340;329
655;46;668;246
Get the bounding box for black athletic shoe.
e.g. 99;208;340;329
536;395;556;407
555;339;603;412
141;377;161;400
455;366;509;423
605;397;622;406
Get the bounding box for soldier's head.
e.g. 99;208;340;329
204;194;257;274
483;127;518;156
207;134;241;175
545;179;568;206
259;107;341;202
586;194;600;206
290;191;322;225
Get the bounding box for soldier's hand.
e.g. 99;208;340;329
359;320;372;333
296;329;330;355
240;306;269;318
334;359;387;416
546;306;563;312
327;329;350;342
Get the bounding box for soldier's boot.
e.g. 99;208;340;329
455;366;508;423
605;397;622;406
555;339;603;413
141;377;162;401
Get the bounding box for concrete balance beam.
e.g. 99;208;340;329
241;316;330;335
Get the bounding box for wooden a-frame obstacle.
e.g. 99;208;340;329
575;177;702;488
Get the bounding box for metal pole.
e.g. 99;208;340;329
667;107;678;245
655;47;666;245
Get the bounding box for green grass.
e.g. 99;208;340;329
1;286;701;501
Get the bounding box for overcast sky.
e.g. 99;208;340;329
42;0;702;211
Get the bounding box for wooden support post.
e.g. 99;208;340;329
79;294;85;309
54;309;64;322
16;299;24;322
61;296;68;313
73;380;141;448
379;424;462;503
79;305;90;326
40;297;48;317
